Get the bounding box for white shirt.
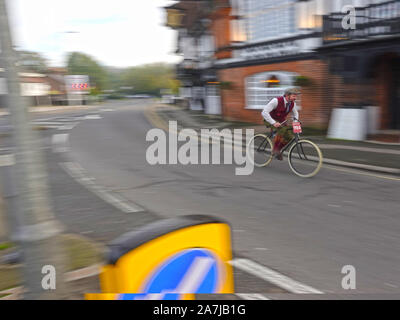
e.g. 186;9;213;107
261;96;299;125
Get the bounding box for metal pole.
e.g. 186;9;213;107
0;0;68;299
0;129;23;242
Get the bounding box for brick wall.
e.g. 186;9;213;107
210;7;232;60
217;59;332;128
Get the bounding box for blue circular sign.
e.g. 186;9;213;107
119;248;222;300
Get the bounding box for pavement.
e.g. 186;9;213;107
150;103;400;175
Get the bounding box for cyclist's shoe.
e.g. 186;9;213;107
273;152;283;161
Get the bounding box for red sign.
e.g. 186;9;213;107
71;83;89;90
293;121;302;133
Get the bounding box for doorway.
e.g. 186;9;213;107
390;57;400;129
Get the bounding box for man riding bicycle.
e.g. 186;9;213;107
261;88;300;160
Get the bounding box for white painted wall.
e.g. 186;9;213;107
328;108;367;141
0;78;50;96
21;82;50;96
205;85;221;115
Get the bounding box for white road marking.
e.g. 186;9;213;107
32;121;65;126
57;123;79;130
384;283;398;288
231;258;324;294
52;134;69;153
33;117;81;130
80;230;94;235
60;162;144;213
324;163;400;182
83;114;102;120
0;154;15;166
236;293;270;300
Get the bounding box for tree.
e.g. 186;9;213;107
66;52;108;91
106;66;125;91
121;63;180;96
16;50;49;73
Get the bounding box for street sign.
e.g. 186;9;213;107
85;215;234;300
292;121;302;134
65;75;90;94
118;248;220;300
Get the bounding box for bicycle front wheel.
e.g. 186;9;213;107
247;134;273;167
288;140;323;178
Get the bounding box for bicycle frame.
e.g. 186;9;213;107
267;129;309;160
279;135;298;154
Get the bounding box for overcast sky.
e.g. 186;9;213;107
7;0;181;68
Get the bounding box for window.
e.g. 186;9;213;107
246;0;297;42
245;71;300;109
298;0;318;30
231;0;248;42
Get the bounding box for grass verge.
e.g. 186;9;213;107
0;234;104;292
0;242;13;251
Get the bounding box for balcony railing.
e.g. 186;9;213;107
322;0;400;45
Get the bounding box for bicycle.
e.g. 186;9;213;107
246;119;323;178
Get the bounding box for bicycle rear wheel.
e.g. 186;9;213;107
247;134;273;167
288;140;323;178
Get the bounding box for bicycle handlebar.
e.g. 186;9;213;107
277;119;302;126
293;119;303;125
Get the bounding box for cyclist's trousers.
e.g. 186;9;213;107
264;120;294;152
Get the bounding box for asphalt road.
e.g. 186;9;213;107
32;99;400;297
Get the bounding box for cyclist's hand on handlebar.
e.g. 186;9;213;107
273;122;281;128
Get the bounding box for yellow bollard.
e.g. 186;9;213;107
86;215;234;300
